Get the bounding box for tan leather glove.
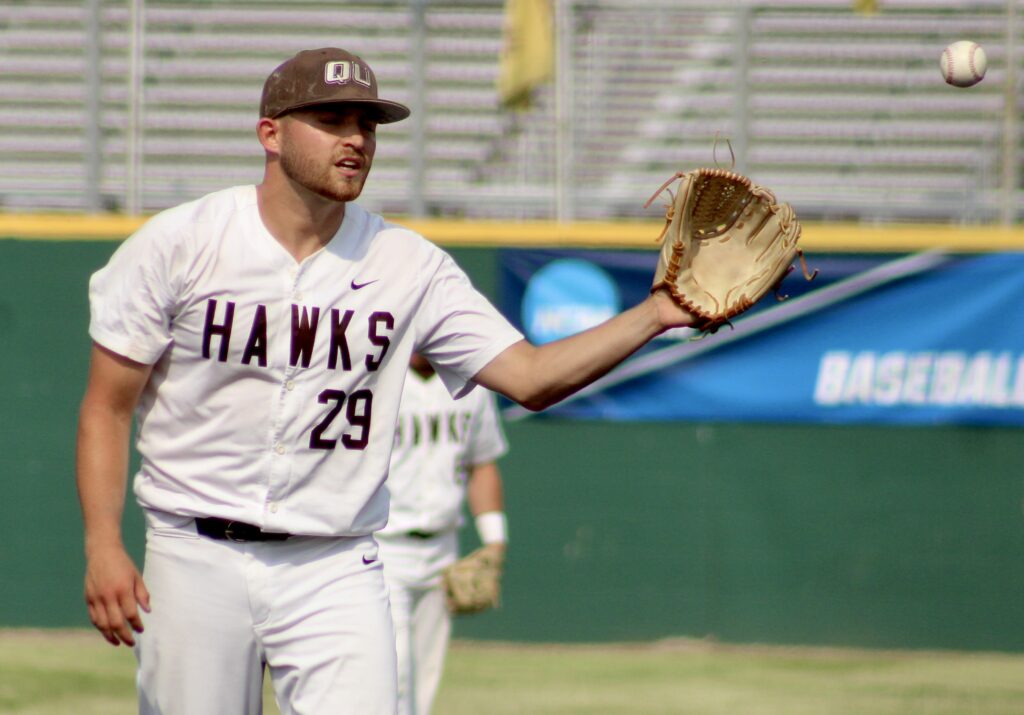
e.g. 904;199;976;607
441;543;506;615
647;167;815;334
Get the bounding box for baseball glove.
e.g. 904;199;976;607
442;543;505;615
646;168;815;333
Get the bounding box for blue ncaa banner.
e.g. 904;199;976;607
497;248;1024;426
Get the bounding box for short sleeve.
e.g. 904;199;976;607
88;221;181;364
464;390;509;466
413;250;523;398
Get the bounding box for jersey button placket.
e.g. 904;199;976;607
267;370;297;523
290;263;304;303
268;262;306;521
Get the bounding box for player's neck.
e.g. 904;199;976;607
256;180;346;263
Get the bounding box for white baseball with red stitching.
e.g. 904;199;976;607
940;41;987;88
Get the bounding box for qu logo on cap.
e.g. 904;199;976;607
325;61;372;87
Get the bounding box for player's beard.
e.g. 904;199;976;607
278;144;370;203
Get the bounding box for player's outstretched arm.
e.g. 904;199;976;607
76;344;153;646
474;290;694;411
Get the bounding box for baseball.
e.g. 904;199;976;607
940;41;987;87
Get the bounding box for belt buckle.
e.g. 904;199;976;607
222;521;248;543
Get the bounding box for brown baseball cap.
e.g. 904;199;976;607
260;47;411;123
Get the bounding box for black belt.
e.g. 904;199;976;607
195;517;290;542
406;529;439;539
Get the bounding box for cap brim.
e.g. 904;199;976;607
273;98;411;124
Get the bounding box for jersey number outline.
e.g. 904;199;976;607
310;388;373;450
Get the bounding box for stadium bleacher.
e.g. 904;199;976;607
0;0;1019;221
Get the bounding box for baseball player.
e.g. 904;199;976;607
378;352;508;715
76;47;695;715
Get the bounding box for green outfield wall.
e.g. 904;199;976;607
2;233;1023;653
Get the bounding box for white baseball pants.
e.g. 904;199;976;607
136;509;398;715
377;531;459;715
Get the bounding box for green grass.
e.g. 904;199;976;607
2;630;1024;714
436;641;1024;715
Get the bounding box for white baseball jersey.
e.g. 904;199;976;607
379;368;508;537
88;184;523;537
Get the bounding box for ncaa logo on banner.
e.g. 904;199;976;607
521;259;620;344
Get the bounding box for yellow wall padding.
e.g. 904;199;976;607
3;212;1024;252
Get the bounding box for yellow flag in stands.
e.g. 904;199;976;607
852;0;878;14
497;0;554;110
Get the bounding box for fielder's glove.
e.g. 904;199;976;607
442;543;506;615
646;168;816;334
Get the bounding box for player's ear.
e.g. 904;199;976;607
257;117;282;155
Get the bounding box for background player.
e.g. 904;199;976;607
76;46;695;714
378;352;509;715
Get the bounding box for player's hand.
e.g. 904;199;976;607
649;288;698;331
84;544;151;647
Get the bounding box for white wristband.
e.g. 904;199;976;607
475;511;508;545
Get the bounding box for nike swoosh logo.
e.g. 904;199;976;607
351;279;379;290
362;555;378;565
